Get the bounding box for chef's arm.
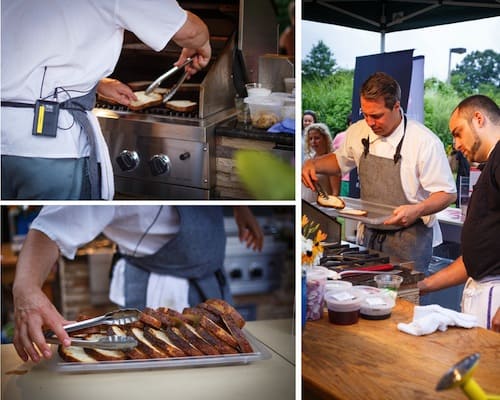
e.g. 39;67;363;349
384;191;456;227
97;78;137;106
233;206;264;252
418;256;468;294
172;11;211;74
12;229;71;363
301;153;341;191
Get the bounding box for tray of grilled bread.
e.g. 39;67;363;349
45;299;271;373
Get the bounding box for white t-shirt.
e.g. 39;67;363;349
1;1;187;197
31;205;190;310
335;116;457;246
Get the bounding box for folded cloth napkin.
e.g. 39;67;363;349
267;118;295;134
397;304;478;336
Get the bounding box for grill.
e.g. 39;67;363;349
96;1;281;199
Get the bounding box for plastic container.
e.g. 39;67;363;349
374;274;403;291
306;267;329;321
325;288;365;325
324;280;352;296
245;83;271;97
244;96;284;129
354;285;382;296
360;291;396;320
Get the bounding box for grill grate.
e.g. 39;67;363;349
95;101;198;119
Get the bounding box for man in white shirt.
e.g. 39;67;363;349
12;205;264;363
302;72;457;273
1;0;211;199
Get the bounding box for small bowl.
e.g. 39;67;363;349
374;274;403;291
245;83;271;97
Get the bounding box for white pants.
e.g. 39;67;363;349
461;276;500;329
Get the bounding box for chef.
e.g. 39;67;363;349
12;205;263;363
418;95;500;331
302;72;457;273
1;0;211;199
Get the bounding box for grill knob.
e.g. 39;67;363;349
116;150;139;171
179;152;191;161
149;154;171;176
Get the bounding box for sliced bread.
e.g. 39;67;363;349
317;194;346;209
165;100;197;112
128;91;163;111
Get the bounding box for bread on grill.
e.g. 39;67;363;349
128;91;163;111
165;100;197;112
57;299;252;363
317;194;346;209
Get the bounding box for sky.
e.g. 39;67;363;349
301;16;500;81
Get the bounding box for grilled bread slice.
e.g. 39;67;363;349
59;345;99;363
163;326;204;357
317;194;346;209
140;308;163;329
165;100;197;112
184;312;239;350
128;91;162;111
183;306;223;327
130;327;167;359
84;347;127;362
143;327;186;358
175;322;220;356
221;315;253;353
202;299;246;329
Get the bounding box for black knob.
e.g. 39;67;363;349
148;154;171;176
250;268;263;279
116;150;139;171
179;152;191;161
229;269;243;279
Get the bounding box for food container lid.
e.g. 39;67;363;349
355;285;382;296
325;288;365;312
306;266;329;281
324;280;352;295
360;292;395;315
244;95;284;106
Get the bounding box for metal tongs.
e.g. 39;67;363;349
44;308;140;349
145;57;193;101
46;335;138;350
314;181;329;200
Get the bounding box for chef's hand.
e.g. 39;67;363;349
491;308;500;333
97;78;137;106
301;159;318;191
176;40;212;77
13;285;72;363
384;204;420;227
233;206;264;252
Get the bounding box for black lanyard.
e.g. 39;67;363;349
362;115;408;164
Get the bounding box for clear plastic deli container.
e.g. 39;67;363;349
360;291;396;320
244;95;284;129
325;288;365;325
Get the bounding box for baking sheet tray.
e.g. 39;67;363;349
314;197;398;229
45;329;271;373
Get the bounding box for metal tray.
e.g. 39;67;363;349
314;197;398;229
44;329;272;373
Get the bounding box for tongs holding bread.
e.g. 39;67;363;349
56;299;254;363
314;181;346;209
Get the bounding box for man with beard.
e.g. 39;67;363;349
418;95;500;331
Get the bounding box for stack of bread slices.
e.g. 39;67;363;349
58;299;253;363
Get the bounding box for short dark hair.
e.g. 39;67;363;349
360;72;401;110
453;95;500;125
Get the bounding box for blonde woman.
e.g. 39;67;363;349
302;123;340;202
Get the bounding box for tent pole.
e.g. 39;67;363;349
380;31;386;53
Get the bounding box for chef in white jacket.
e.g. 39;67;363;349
1;0;211;199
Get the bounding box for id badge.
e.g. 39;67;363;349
32;100;60;137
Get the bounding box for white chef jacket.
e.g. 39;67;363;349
1;0;187;199
334;115;457;247
31;205;191;310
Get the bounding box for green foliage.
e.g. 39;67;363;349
302;70;354;135
451;50;500;95
302;40;338;79
235;150;295;200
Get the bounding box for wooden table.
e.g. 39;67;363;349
302;299;500;400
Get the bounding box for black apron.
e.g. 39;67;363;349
1;85;101;199
358;116;433;273
121;206;232;309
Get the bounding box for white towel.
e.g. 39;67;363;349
146;273;189;311
397;304;478;336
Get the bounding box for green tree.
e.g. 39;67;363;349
451;50;500;94
302;40;337;80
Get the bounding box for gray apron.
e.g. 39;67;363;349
121;206;232;309
1;85;101;199
358;116;432;273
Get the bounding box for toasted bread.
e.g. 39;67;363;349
58;346;98;363
186;322;239;355
84;347;127;362
165;100;197;112
204;299;246;329
221;315;253;353
163;326;204;357
190;313;239;349
338;208;368;216
176;323;220;356
128;91;162;111
139;308;162;329
317;194;346;209
143;327;186;358
130;327;167;359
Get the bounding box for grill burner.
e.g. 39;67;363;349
320;243;391;269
